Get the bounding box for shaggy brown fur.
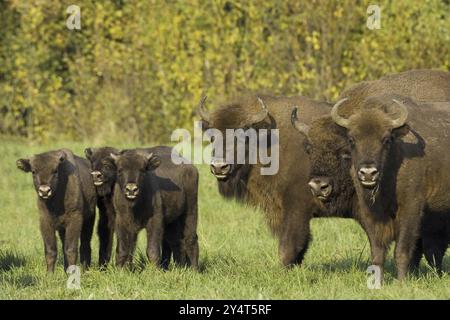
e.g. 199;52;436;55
344;96;450;278
16;149;96;273
292;69;450;279
338;69;450;116
200;94;331;266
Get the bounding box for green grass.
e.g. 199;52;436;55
0;138;448;299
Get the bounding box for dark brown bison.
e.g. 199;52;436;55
291;69;450;279
109;148;199;270
198;94;331;266
16;149;96;273
84;146;172;267
330;96;450;279
85;146;119;267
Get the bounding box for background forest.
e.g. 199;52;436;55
0;0;449;143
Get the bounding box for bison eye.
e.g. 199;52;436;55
348;137;355;147
382;135;393;145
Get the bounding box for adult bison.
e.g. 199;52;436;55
330;96;450;279
198;94;331;266
291;69;450;279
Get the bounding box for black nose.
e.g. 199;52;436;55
308;177;332;199
358;165;379;186
125;183;139;198
38;185;52;198
210;159;231;177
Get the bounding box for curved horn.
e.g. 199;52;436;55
291;106;310;137
391;99;409;128
252;96;269;123
197;96;210;122
330;98;350;128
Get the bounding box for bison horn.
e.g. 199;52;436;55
291;106;310;137
330;98;350;128
253;97;269;123
110;153;120;163
197;95;210;123
391;99;409;128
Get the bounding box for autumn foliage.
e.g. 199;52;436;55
0;0;449;142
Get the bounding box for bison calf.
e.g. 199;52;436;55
16;149;96;273
109;148;199;270
84;146;173;268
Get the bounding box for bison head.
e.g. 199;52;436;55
198;96;270;192
16;150;67;200
331;96;410;190
85;147;119;197
291;108;355;215
110;149;161;201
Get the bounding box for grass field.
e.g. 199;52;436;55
0;138;448;299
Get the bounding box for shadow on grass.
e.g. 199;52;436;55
312;254;449;280
0;249;26;272
0;250;37;288
1;273;38;288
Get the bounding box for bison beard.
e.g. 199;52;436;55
216;164;250;200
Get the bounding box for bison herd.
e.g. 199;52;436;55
16;69;449;283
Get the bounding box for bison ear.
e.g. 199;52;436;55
84;148;94;160
16;158;31;172
392;123;410;139
146;153;161;171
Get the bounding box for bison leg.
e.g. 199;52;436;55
40;217;57;273
361;222;387;283
394;213;422;280
58;228;67;270
98;198;115;268
278;209;311;267
115;227;137;268
422;235;446;274
409;238;423;272
165;221;187;267
146;217;163;268
369;242;387;283
183;196;199;271
80;213;95;270
63;216;83;271
161;238;172;270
